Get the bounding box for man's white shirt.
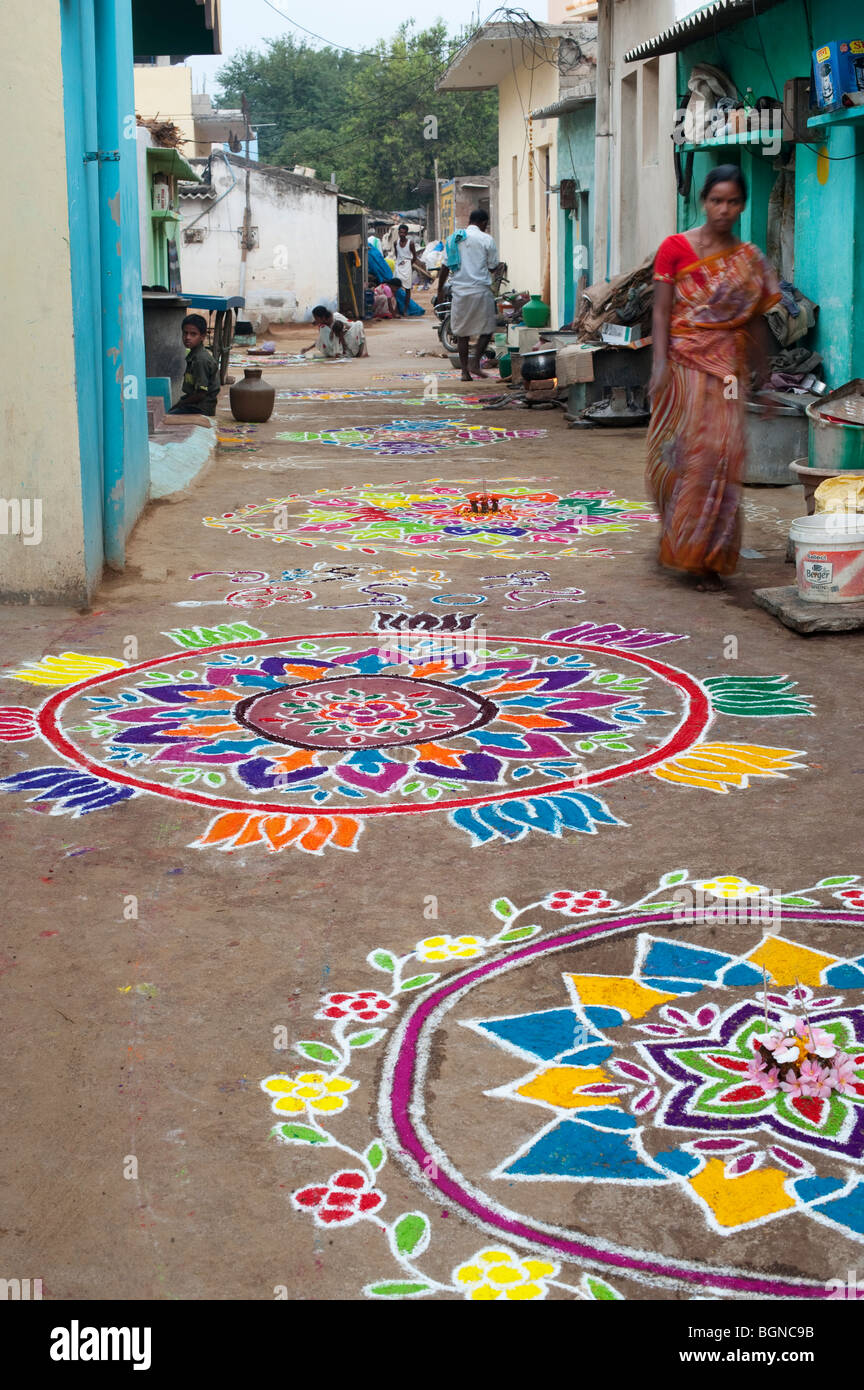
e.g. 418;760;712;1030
450;225;498;291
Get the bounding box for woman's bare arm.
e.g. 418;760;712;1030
648;280;673;401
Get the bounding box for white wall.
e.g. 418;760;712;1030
498;62;560;306
595;0;679;279
179;156;339;326
0;2;87;603
134;65;196;146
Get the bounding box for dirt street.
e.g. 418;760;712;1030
2;305;862;1303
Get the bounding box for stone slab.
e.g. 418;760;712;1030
753;584;864;633
161;413;213;429
146;395;165;435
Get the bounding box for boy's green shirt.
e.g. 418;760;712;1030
180;342;220;414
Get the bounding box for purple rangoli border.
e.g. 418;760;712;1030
386;906;863;1299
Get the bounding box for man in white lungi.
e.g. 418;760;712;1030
393;224;418;317
435;209;502;381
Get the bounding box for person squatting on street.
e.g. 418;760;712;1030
303;305;368;358
435;208;504;381
169;314;221;416
647;166;781;591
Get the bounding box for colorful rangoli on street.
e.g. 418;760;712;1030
262;871;864;1298
276;389;486;408
173;564;588;614
275;419;542;455
0;622;810;858
230;354;350;367
202;483;656;560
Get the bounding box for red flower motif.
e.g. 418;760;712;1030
318;990;394;1022
543;890;615;915
837;888;864;905
318;989;397;1023
0;707;38;742
292;1170;384;1226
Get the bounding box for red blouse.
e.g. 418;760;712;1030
653;233;701;283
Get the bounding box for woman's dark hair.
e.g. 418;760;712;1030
700;164;747;202
311;305;331;320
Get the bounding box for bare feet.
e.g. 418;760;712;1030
470;360;490;379
695;573;725;592
460;371;473;382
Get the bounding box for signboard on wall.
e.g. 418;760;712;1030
439;180;455;240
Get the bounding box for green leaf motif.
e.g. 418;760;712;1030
347;1028;386;1049
492;897;516;920
393;1212;430;1258
295;1040;341;1063
660;870;688;887
364;1281;431;1298
585;1276;622;1300
817;876;859;888
277;1123;331;1145
775;895;819;907
365;1141;386;1170
368;949;396;973
703;675;814;719
400;973;439;991
497;925;541;942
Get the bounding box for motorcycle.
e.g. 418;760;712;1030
433;266;530;360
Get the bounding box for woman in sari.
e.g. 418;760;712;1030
647;166;781;590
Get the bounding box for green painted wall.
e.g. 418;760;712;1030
676;0;864;382
557;105;595;325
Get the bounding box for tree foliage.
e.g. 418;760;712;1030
216;23;498;209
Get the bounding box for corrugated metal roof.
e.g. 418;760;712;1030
624;0;786;63
530;92;595;119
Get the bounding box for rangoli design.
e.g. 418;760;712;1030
275;419;544;455
262;872;864;1299
230;354;350;367
174;565;589;614
0;624;810;859
276;389;486;408
203;483;657;560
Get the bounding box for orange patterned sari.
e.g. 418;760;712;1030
646;240;781;576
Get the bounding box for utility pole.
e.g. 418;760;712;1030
239;93;252;299
433;155;441;242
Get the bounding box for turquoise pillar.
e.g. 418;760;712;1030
60;0;150;580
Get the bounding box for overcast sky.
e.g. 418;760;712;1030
189;0;547;93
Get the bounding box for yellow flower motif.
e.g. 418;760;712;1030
414;934;486;962
262;1071;356;1114
453;1248;558;1301
696;875;767;899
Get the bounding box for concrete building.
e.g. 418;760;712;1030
627;0;864;383
134;61;256;160
179;152;341;327
1;0;220;606
438;172;500;245
438;21;597;326
592;0;679;283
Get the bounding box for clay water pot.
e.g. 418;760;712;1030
230;367;275;423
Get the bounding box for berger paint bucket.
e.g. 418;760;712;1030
790;513;864;602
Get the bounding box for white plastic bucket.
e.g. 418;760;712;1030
790;513;864;603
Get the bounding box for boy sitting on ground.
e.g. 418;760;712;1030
169;314;221;415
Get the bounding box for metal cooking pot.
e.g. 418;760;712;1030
519;347;557;381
